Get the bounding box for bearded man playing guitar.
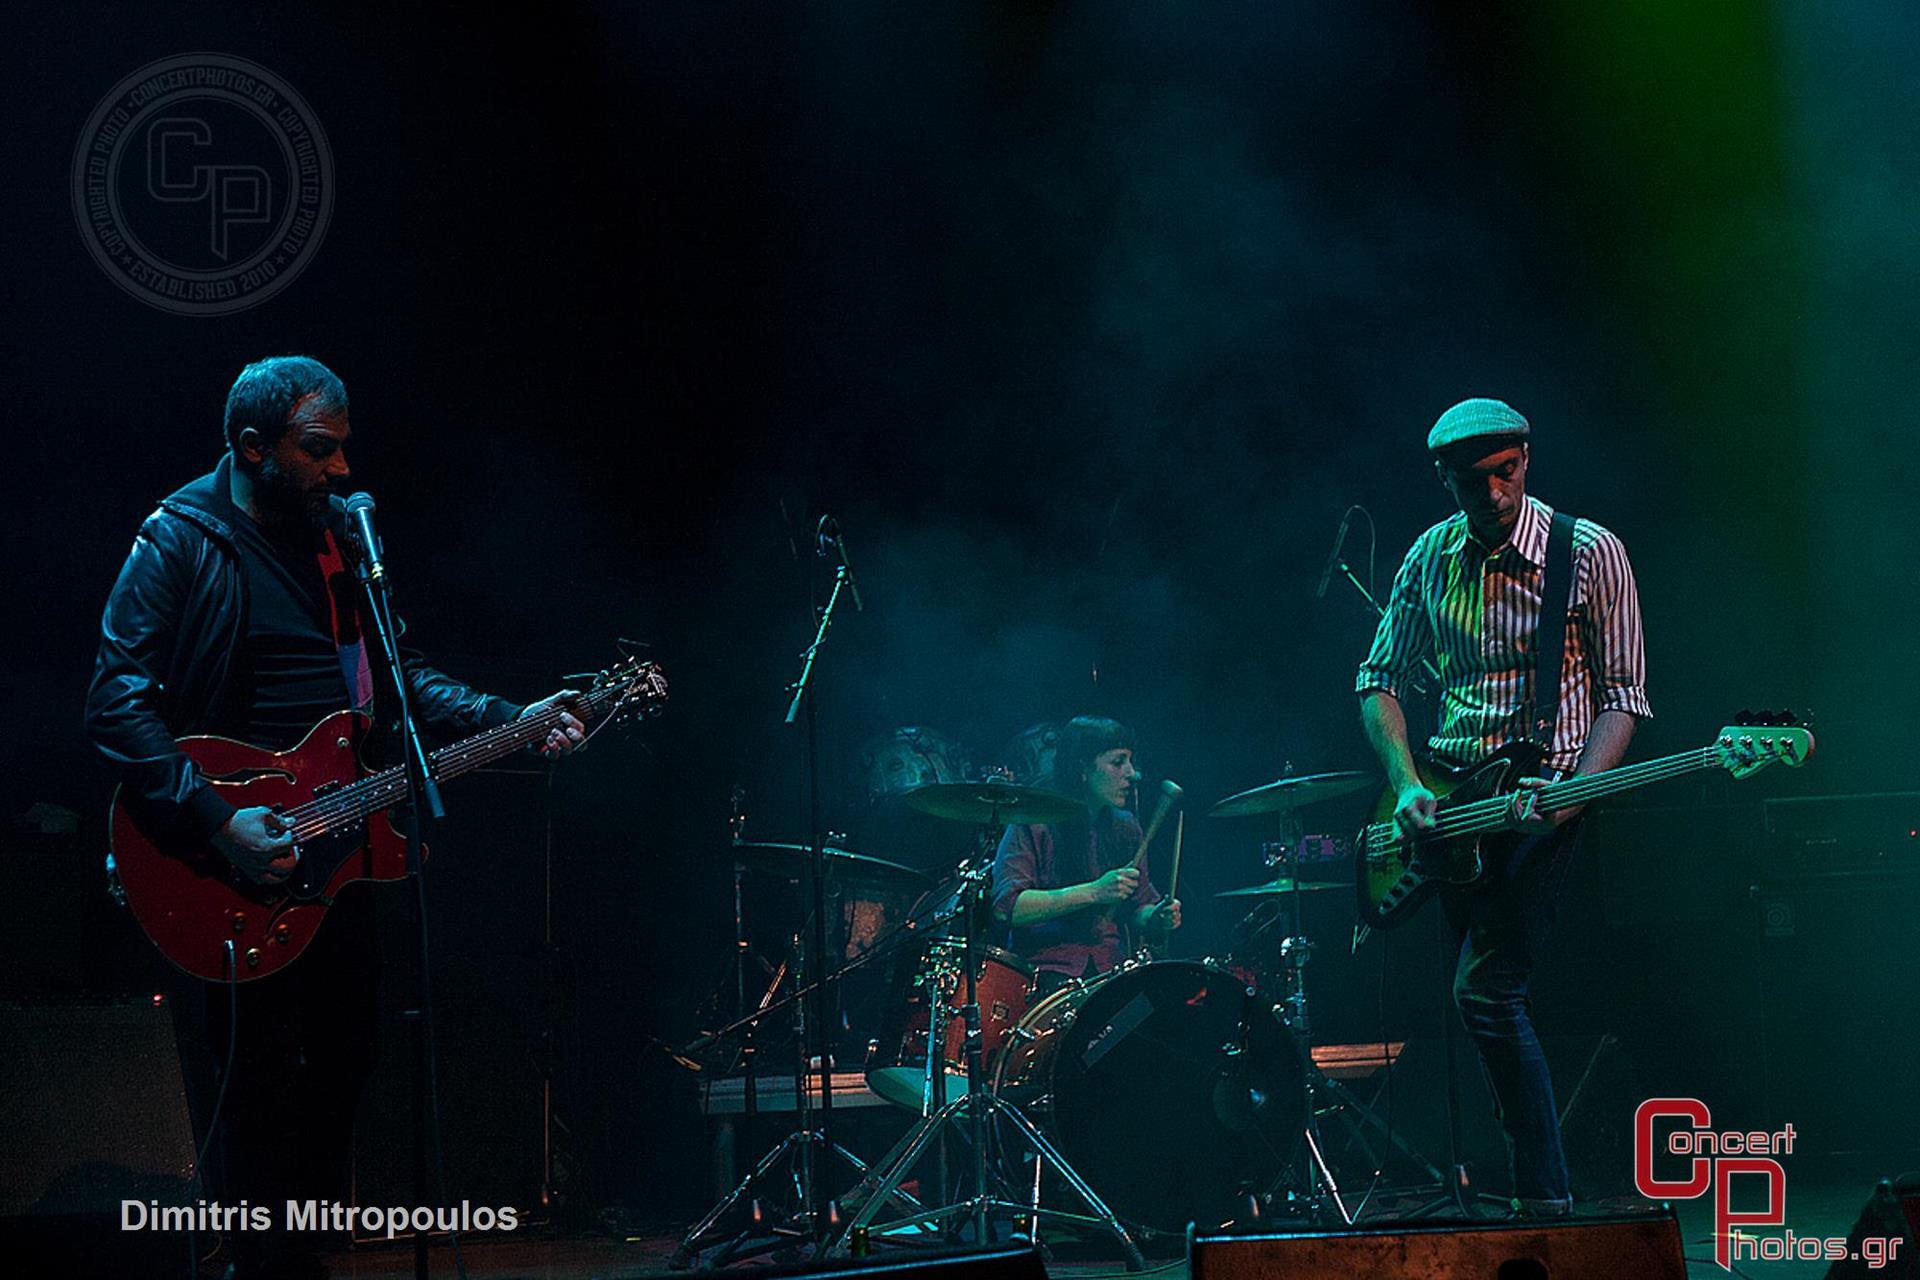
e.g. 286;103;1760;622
84;355;589;1279
1355;397;1650;1220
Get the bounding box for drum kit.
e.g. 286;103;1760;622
676;727;1410;1267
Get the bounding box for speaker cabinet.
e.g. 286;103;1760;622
0;997;200;1270
1192;1210;1687;1280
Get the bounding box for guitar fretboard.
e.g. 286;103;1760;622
1362;745;1719;853
277;677;647;841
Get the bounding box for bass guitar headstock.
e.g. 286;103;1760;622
1712;711;1814;778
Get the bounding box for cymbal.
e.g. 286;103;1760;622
904;781;1082;825
1216;878;1347;898
1206;771;1375;818
731;841;929;887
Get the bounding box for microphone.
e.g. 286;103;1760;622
330;492;386;583
814;514;865;612
1314;509;1354;599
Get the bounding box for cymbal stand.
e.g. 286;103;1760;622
826;848;1143;1269
1251;821;1452;1219
1254;807;1351;1225
672;880;964;1267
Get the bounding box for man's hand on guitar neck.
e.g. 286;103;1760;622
521;689;589;759
212;806;299;884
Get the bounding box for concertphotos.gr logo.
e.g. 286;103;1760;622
1635;1098;1906;1272
71;53;333;316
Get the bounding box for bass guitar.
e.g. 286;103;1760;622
110;654;668;981
1356;716;1813;931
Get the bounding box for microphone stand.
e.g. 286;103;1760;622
353;540;449;1280
1333;559;1442;695
785;562;855;1244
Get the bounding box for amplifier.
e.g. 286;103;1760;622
1765;791;1920;876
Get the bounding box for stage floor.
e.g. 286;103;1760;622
299;1162;1894;1280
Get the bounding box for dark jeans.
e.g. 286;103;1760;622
1441;819;1583;1205
205;885;381;1277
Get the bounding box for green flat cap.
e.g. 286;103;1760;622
1427;398;1531;453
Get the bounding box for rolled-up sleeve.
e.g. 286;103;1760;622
1579;528;1652;719
1355;538;1432;700
991;824;1038;924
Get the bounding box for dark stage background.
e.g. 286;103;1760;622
4;0;1917;1225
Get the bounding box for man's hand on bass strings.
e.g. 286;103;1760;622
1394;783;1438;835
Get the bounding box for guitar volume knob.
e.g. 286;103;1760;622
244;948;262;969
230;912;246;933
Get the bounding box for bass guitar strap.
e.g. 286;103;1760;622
1528;510;1578;756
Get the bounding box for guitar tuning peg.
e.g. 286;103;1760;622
1734;709;1754;725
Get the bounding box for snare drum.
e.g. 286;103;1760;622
867;939;1034;1111
993;958;1301;1233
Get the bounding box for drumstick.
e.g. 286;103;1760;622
1166;811;1185;904
1132;779;1183;870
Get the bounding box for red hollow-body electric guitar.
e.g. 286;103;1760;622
110;655;667;982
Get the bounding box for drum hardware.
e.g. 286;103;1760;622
1247;832;1354;1227
1240;835;1461;1223
992;721;1063;789
672;871;972;1268
860;727;976;809
829;819;1145;1268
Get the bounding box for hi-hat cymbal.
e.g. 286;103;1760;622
904;781;1082;825
731;841;929;888
1206;771;1376;818
1216;878;1346;898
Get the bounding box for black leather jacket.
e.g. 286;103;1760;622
84;455;522;843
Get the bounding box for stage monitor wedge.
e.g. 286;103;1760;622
1192;1209;1687;1280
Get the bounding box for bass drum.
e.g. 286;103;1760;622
994;959;1301;1234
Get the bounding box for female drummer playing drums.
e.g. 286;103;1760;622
990;715;1182;991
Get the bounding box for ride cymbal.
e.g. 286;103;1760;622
1215;878;1346;898
730;841;929;888
1206;771;1375;818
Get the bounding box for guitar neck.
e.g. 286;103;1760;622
1430;745;1719;840
429;693;613;784
285;687;623;838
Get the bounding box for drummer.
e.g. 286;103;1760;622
990;715;1181;989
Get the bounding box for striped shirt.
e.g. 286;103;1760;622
1355;495;1651;773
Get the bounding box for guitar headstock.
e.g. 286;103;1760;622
589;654;670;725
1712;711;1814;778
